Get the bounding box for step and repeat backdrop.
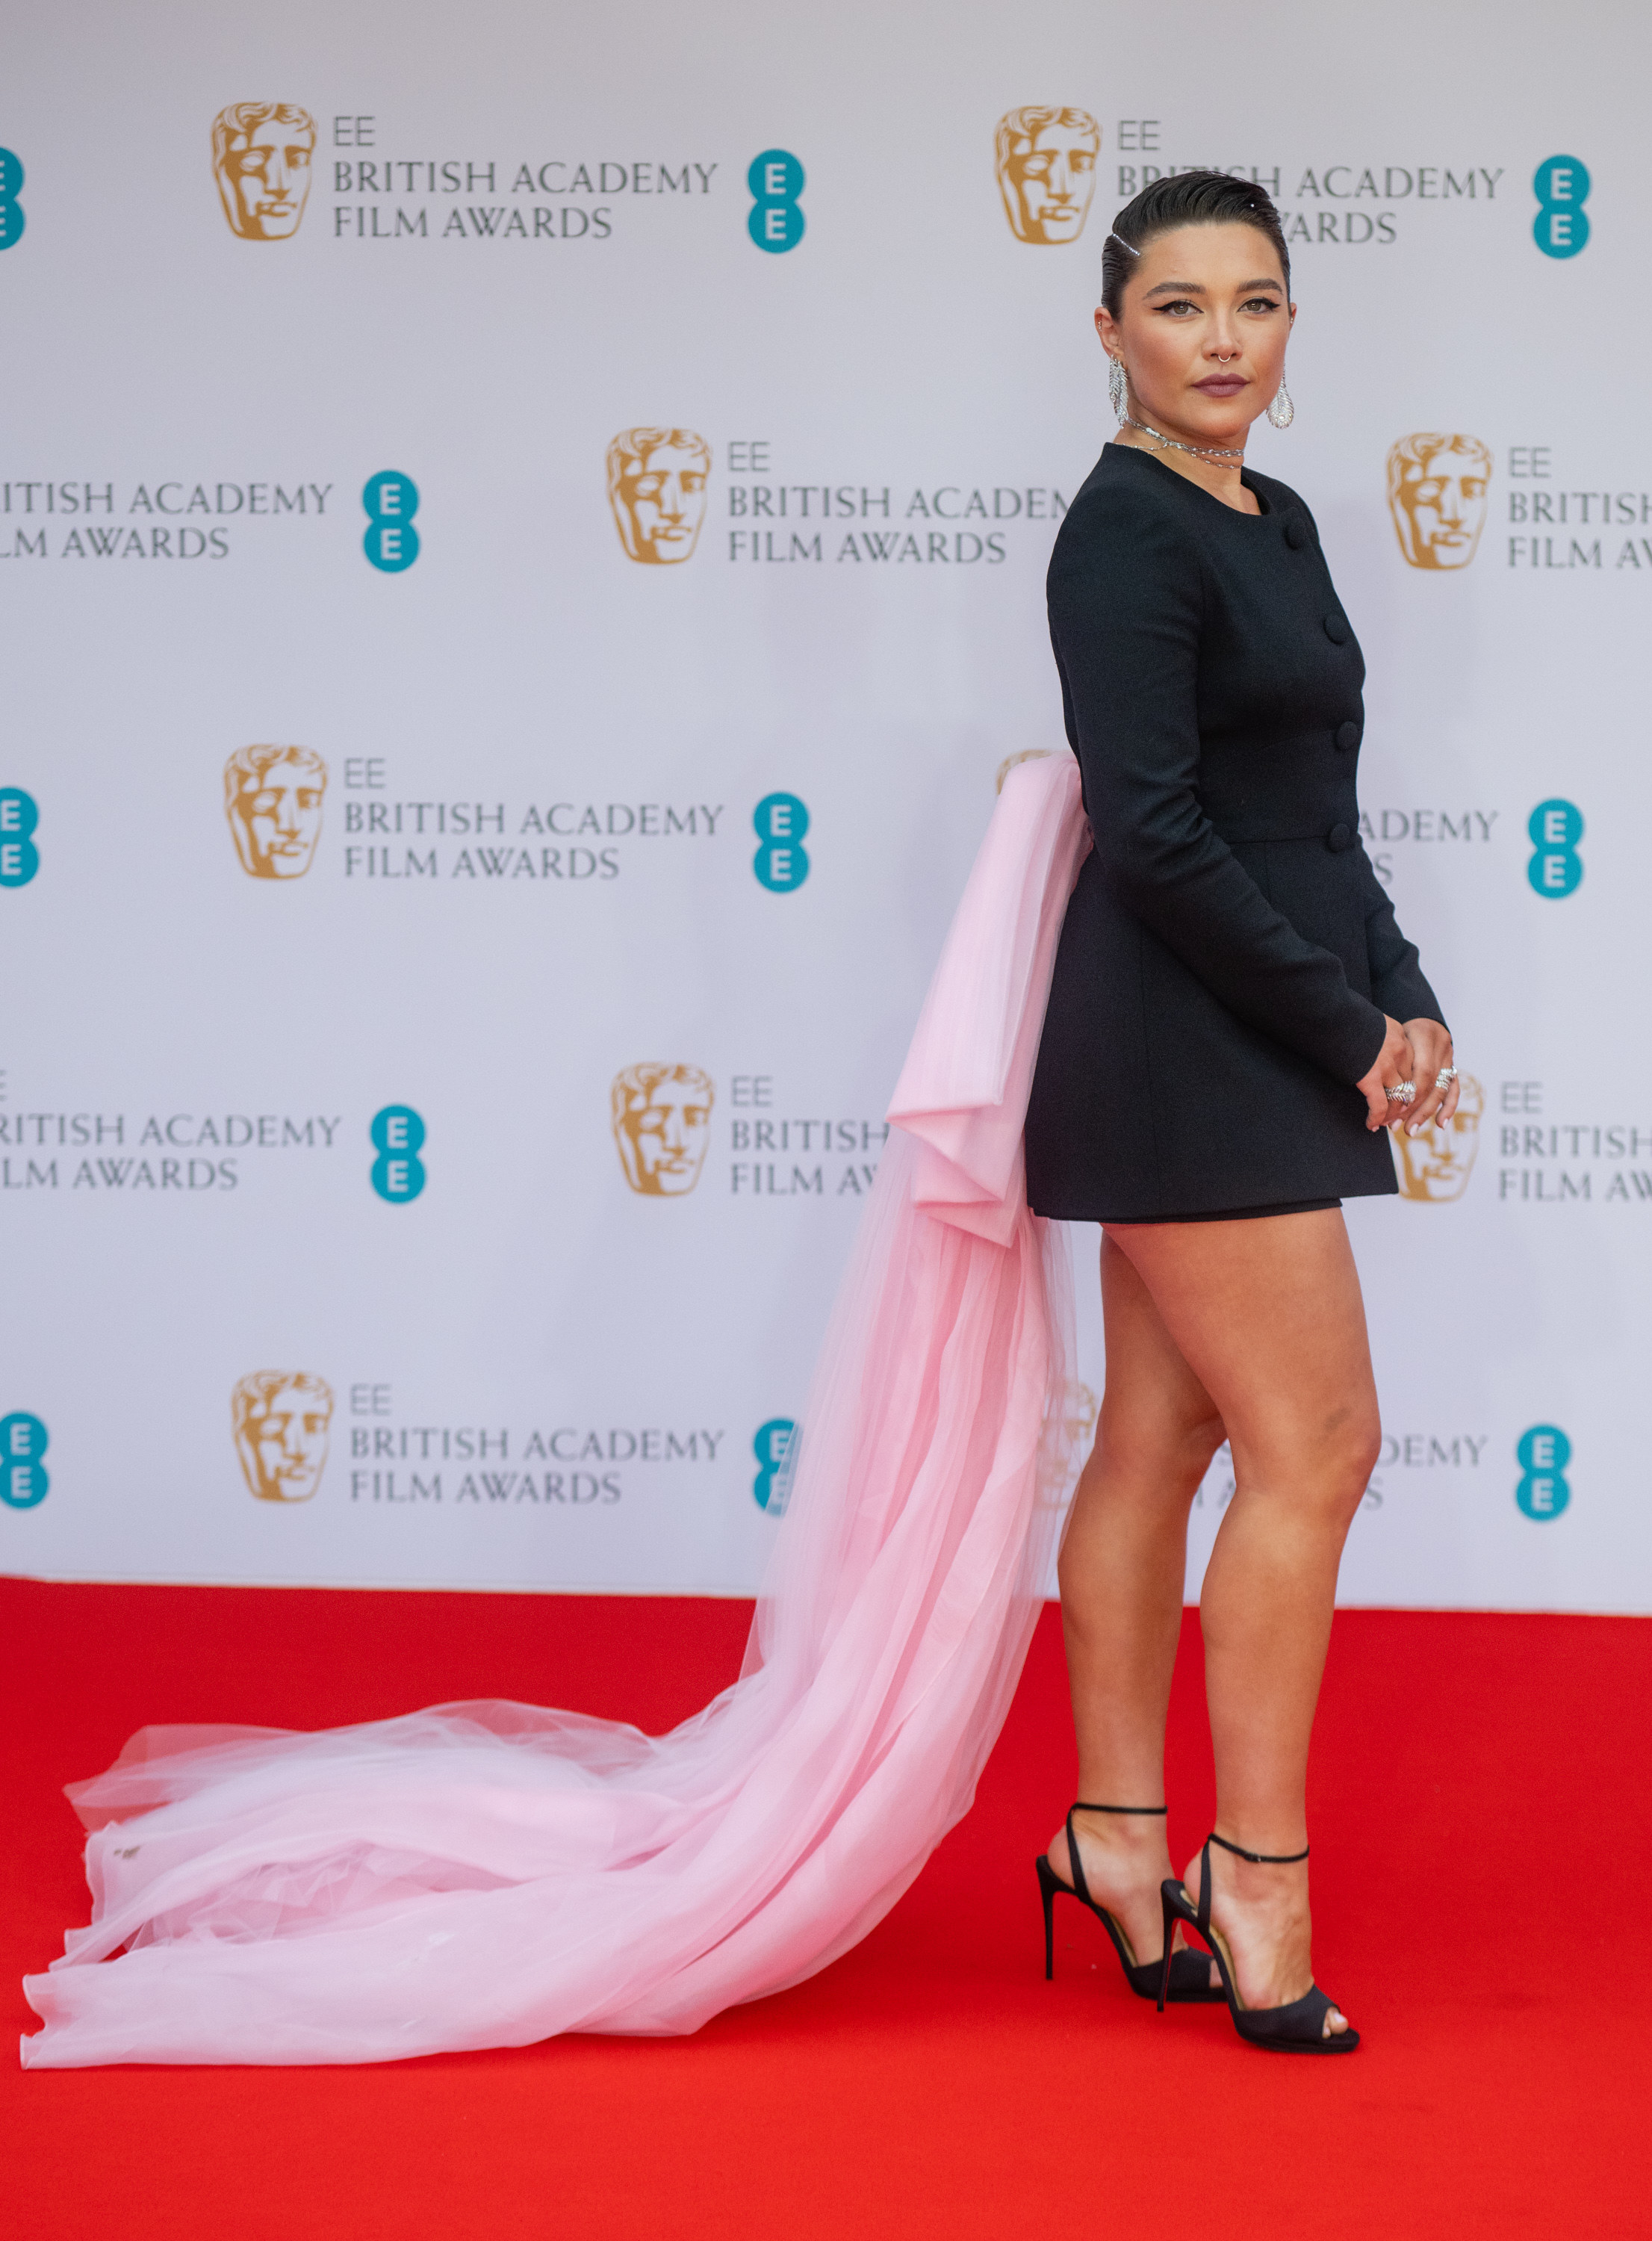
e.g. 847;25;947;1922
2;1;1648;1611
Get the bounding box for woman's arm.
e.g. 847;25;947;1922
1049;491;1388;1084
1355;849;1447;1030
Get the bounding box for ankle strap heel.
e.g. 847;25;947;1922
1157;1832;1358;2053
1034;1802;1223;2006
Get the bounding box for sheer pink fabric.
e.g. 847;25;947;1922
21;754;1091;2068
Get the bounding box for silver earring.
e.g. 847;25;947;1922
1267;377;1295;429
1108;356;1126;418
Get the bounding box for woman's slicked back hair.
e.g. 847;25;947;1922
1100;170;1291;315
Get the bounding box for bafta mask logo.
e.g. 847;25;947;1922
606;428;711;564
612;1063;715;1195
225;745;327;879
1394;1074;1484;1203
994;108;1100;245
232;1371;334;1502
213;103;316;240
1041;1380;1098;1507
1387;435;1493;570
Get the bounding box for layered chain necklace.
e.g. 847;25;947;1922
1120;416;1246;467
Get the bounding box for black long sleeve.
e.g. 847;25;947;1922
1048;478;1395;1085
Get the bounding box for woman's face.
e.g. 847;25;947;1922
1097;223;1294;445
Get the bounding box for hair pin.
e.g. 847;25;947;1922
1106;232;1140;257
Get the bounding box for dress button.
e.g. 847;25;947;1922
1323;612;1350;645
1326;822;1353;852
1284;514;1308;549
1335;719;1361;751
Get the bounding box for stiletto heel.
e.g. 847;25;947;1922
1037;1853;1060;1980
1034;1804;1223;2004
1160;1832;1360;2052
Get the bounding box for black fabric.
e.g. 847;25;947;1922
1025;444;1446;1224
1106;1197;1341;1226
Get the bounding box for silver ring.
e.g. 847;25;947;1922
1386;1081;1416;1106
1435;1067;1457;1088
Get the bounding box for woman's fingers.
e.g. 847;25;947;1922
1402;1021;1456;1135
1357;1018;1415;1131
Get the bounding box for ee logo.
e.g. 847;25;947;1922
753;1419;796;1513
0;789;40;887
748;150;804;252
754;793;810;890
1516;1425;1571;1520
1533;156;1589;258
1;1414;49;1509
0;149;23;250
363;471;420;571
1527;799;1583;898
370;1105;426;1201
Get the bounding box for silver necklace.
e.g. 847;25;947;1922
1121;415;1246;467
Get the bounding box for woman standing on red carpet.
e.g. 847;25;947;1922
1025;172;1456;2051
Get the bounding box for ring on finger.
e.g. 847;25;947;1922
1435;1067;1457;1090
1385;1081;1416;1106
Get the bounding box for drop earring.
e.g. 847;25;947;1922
1108;355;1126;418
1267;376;1295;429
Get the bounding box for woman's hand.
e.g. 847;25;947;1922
1400;1017;1459;1135
1354;1014;1417;1132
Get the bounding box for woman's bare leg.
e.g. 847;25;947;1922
1047;1234;1225;1969
1108;1209;1380;2036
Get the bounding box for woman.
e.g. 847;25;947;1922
1025;171;1456;2050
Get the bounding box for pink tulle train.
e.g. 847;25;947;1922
21;754;1091;2067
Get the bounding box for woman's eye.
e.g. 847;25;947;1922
1158;299;1198;315
1243;297;1283;313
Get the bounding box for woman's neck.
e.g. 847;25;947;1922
1113;421;1258;515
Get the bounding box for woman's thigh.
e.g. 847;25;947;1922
1093;1235;1226;1484
1102;1212;1379;1490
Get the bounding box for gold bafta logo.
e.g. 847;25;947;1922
225;746;327;878
612;1064;715;1195
232;1371;334;1502
213;104;316;240
1394;1073;1484;1203
1387;435;1493;569
1041;1380;1098;1507
606;429;711;564
994;108;1100;244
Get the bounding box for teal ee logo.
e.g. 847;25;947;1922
370;1105;426;1200
363;471;420;571
0;149;23;251
1516;1425;1571;1519
1;1414;49;1508
1527;799;1583;897
748;150;804;252
1533;156;1589;258
0;789;40;887
753;1419;796;1513
754;793;810;890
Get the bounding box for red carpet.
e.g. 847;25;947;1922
3;1579;1647;2240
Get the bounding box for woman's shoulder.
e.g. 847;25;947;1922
1050;446;1204;579
1245;465;1320;536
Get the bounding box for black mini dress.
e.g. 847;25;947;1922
1024;444;1446;1224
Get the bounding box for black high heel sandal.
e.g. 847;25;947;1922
1037;1804;1223;2003
1157;1832;1360;2052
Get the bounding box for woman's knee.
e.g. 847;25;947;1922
1096;1398;1226;1493
1231;1401;1380;1521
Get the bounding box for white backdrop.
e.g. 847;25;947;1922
3;0;1648;1611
